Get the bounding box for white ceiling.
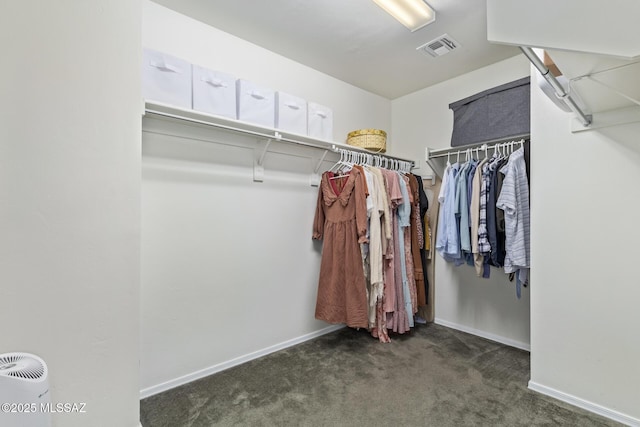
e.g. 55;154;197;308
152;0;521;99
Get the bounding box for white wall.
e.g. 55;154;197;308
140;1;392;395
391;55;532;349
530;64;640;423
0;3;141;427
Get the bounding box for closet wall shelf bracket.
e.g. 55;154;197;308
258;135;276;166
253;159;265;182
254;136;277;182
310;150;329;187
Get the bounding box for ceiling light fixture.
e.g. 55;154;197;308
372;0;436;32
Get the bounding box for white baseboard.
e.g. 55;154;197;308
434;318;531;351
528;381;640;427
140;324;344;399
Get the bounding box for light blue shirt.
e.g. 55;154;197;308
436;163;462;263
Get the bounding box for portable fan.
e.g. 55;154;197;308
0;352;51;427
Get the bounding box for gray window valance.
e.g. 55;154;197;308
449;77;530;147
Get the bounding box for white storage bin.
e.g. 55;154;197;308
142;48;192;109
192;66;237;119
308;102;333;141
275;92;307;135
236;79;275;128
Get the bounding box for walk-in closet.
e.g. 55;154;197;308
2;1;639;426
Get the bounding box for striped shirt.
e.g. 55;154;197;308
496;147;530;288
477;160;493;254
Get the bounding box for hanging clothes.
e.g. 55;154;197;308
409;174;427;307
362;166;385;329
433;140;530;297
380;168;401;322
397;173;414;330
487;156;508;268
455;159;472;256
365;167;393;342
477;158;493;277
436;162;462;263
313;169;369;328
496;146;530;297
470;155;489;277
419;177;441;323
312;149;427;342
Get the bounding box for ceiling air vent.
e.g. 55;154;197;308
417;34;460;57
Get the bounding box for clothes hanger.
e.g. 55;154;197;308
331;158;353;179
329;149;344;172
500;143;508;160
337;150;355;174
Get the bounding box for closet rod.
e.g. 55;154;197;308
144;101;415;167
333;146;414;172
519;46;592;127
331;145;414;167
426;135;529;160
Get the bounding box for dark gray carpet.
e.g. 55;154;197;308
140;324;620;426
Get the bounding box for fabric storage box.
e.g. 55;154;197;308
307;102;333;141
275;92;307;134
192;65;236;119
142;48;192;109
236;79;275;128
449;77;530;147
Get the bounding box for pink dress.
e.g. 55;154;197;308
313;170;369;328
